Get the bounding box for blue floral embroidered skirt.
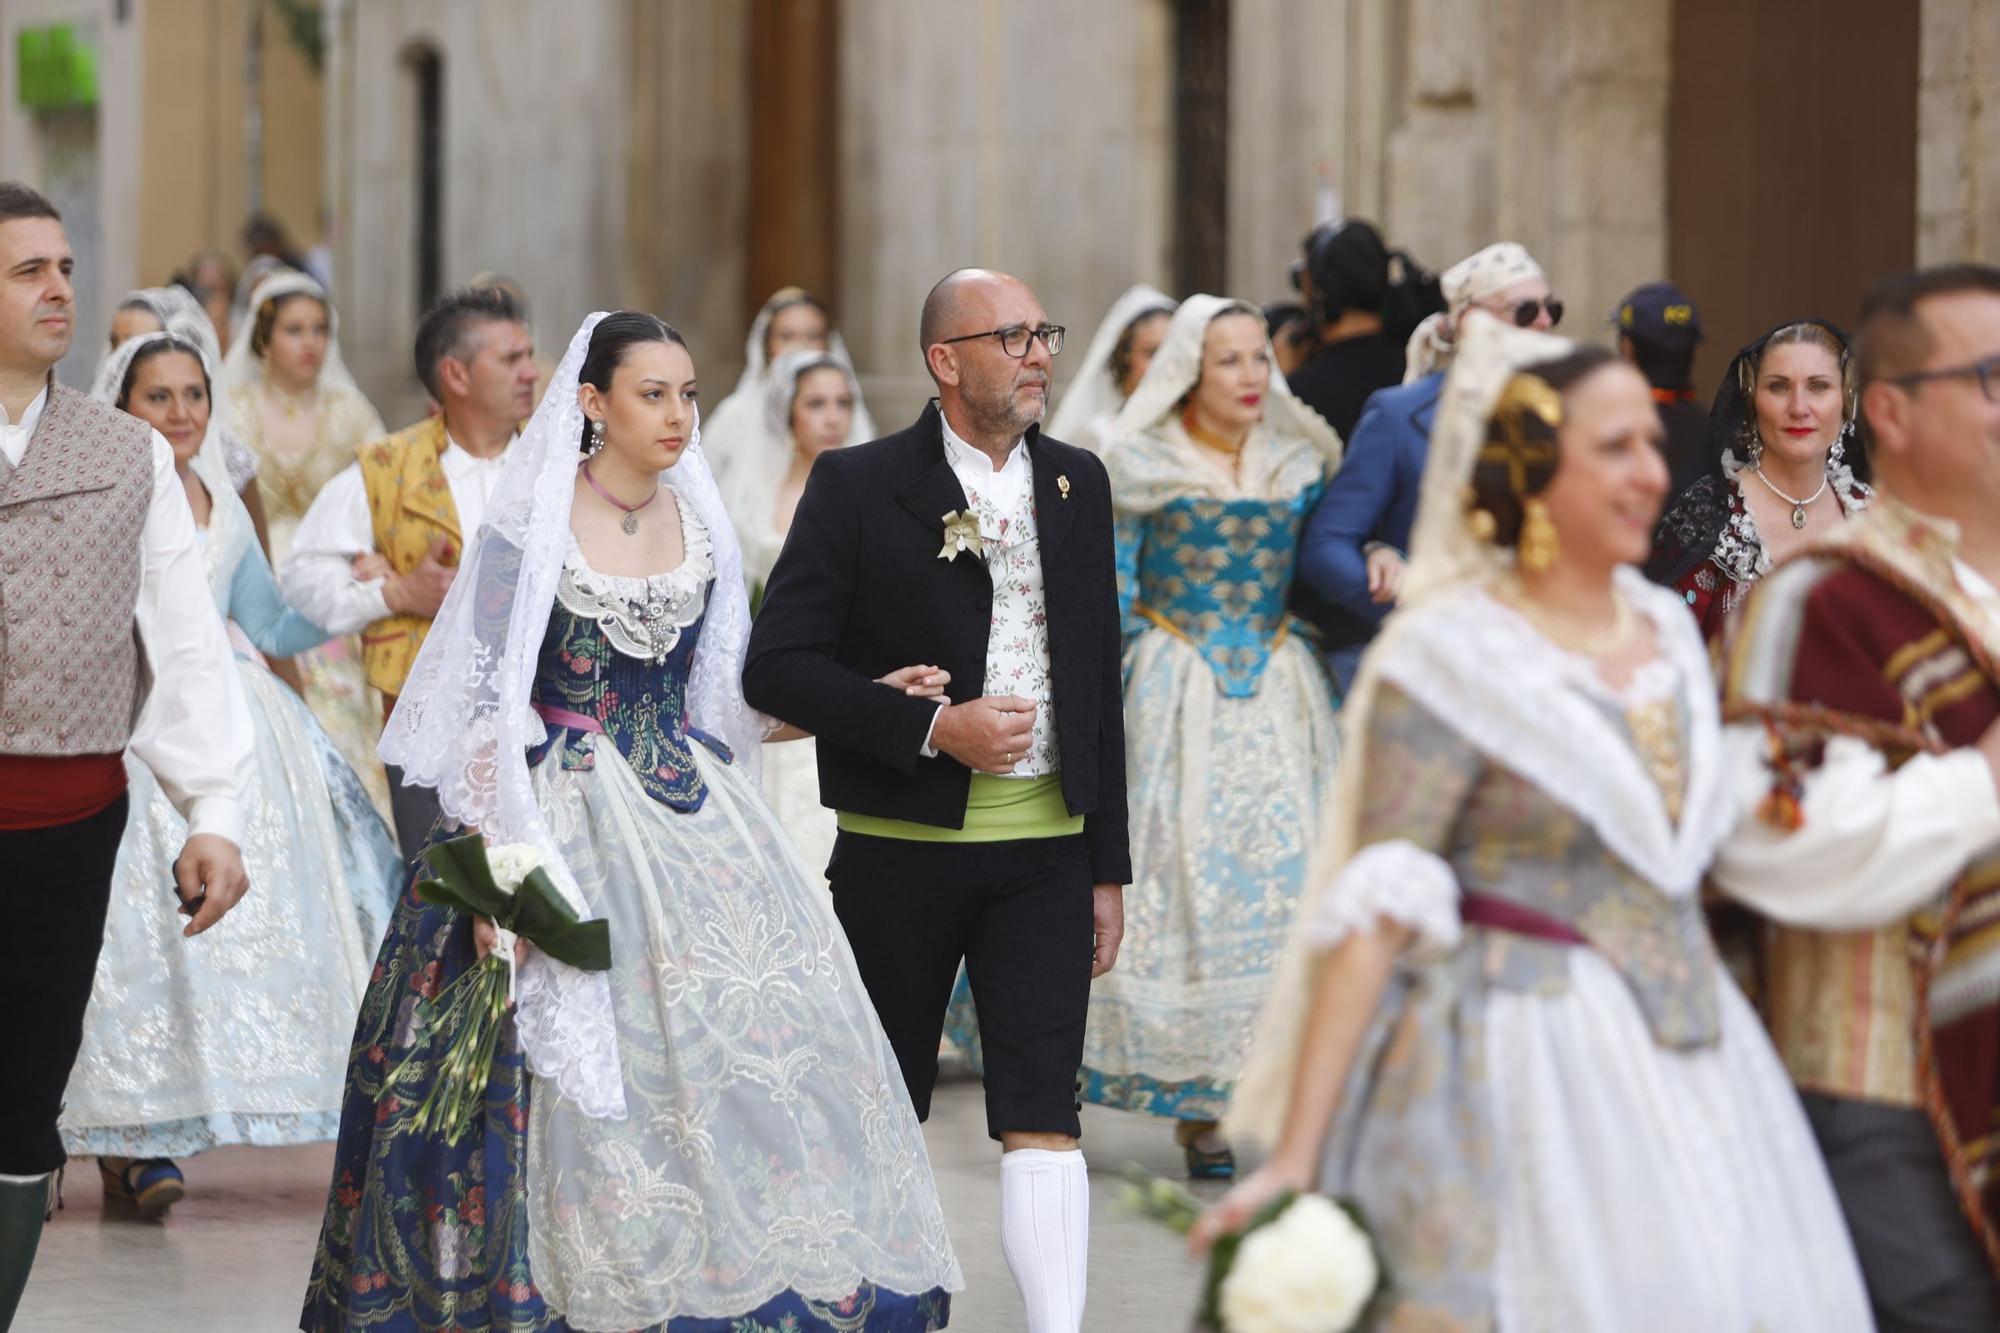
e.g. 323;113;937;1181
301;868;952;1332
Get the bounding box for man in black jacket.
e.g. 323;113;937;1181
745;268;1129;1333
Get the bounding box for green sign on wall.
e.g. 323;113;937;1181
17;24;100;111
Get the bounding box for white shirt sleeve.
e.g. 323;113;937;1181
128;432;255;844
279;460;391;634
1712;722;2000;930
919;701;944;759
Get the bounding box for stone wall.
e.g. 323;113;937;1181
334;0;629;423
1226;0;1353;307
1918;0;2000;266
835;0;1176;428
621;1;750;392
136;0;324;292
1359;0;1670;354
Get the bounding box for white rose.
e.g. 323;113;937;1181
1217;1194;1379;1333
482;841;545;896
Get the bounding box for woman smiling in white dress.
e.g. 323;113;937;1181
1197;314;1874;1331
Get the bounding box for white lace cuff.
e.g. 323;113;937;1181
1300;840;1462;960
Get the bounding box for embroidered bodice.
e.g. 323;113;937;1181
1109;422;1328;697
1311;572;1737;1049
1116;491;1321;697
527;491;730;811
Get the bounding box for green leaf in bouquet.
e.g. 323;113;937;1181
414;832;513;919
505;867;612;972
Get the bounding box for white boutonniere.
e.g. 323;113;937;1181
938;510;985;561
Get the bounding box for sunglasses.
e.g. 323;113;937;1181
1495;297;1564;329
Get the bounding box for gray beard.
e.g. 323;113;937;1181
964;383;1044;440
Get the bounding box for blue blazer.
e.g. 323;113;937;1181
1296;371;1443;633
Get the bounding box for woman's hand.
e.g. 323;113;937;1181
472;914;531;964
878;664;953;700
1365;546;1406;605
1187;1156;1314;1256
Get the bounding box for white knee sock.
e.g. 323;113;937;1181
999;1147;1090;1333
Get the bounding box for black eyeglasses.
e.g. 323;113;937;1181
1491;297;1564;329
938;324;1066;358
1890;354;2000;403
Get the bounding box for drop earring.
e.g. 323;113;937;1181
1518;498;1559;574
587;419;606;457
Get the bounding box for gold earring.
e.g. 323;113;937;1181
1518;498;1559;573
1466;507;1498;542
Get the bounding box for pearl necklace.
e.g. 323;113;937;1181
1750;464;1829;530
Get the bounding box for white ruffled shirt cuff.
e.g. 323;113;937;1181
1300;839;1462;960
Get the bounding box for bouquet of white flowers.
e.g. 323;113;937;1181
1122;1168;1385;1333
385;832;611;1141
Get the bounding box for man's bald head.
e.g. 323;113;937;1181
919;268;1053;443
919;268;1029;357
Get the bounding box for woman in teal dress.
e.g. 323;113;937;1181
1076;295;1343;1176
300;313;960;1332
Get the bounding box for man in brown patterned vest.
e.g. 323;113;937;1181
0;183;252;1325
1714;264;2000;1331
282;286;535;859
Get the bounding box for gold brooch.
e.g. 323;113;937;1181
1057;475;1071;500
938;510;985;561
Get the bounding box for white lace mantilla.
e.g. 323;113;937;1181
1370;567;1734;898
1709;445;1871;586
557;490;714;662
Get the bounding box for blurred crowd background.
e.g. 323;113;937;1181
2;0;1994;427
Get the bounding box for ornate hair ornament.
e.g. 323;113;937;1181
1482;373;1563;493
1464;372;1563;549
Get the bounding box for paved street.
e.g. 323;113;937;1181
21;1067;1217;1331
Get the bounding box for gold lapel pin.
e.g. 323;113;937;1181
1057;475;1071;500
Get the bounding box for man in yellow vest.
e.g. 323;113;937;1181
283;286;537;859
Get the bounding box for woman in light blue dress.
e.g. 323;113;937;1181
1078;295;1344;1175
60;332;401;1214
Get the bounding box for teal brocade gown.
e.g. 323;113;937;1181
1075;423;1342;1120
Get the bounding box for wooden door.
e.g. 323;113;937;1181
1669;0;1918;390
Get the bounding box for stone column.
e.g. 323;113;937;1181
1226;0;1352;305
622;0;750;387
836;0;1175;428
340;0;629;422
1323;0;1668;348
1918;0;2000;265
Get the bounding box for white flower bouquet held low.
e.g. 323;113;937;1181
1121;1168;1385;1332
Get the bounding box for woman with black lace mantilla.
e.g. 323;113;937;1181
1646;318;1869;638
